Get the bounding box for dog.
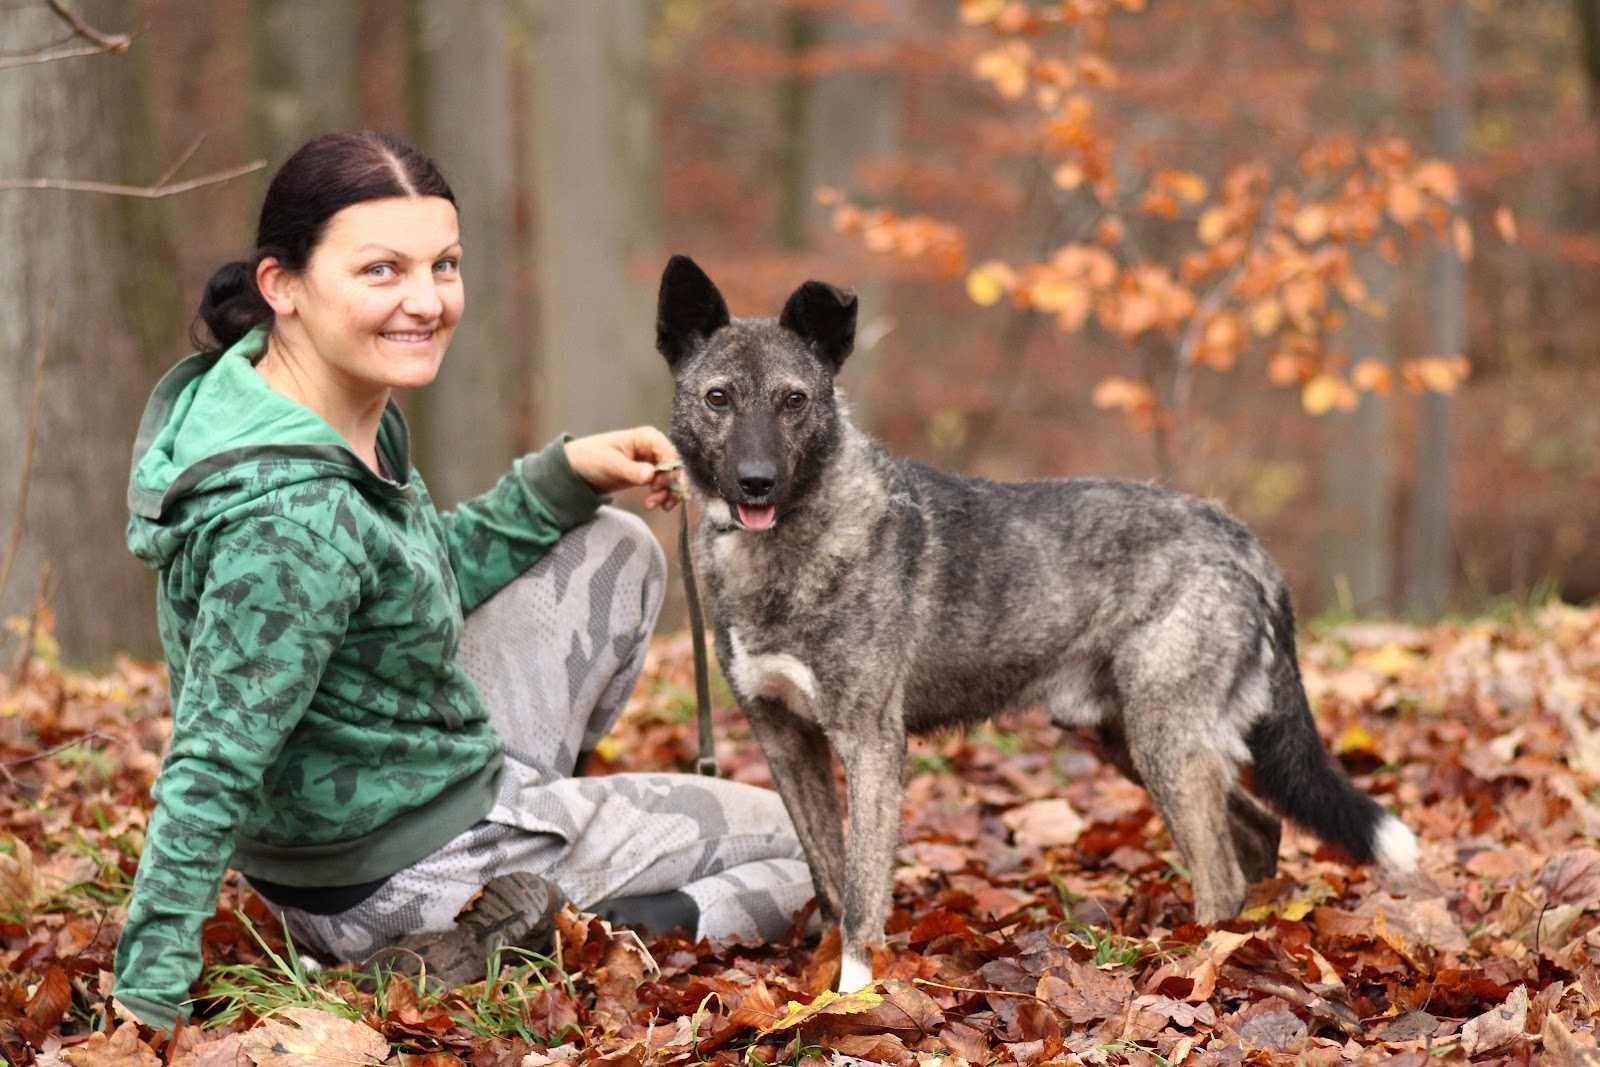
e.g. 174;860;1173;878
655;254;1420;992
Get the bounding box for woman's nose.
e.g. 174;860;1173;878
401;272;444;319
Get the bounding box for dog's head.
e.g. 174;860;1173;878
657;255;857;532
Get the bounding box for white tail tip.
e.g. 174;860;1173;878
1373;814;1419;873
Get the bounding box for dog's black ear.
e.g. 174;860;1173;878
658;255;731;367
779;280;857;372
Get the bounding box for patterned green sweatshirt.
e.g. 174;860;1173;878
114;327;601;1029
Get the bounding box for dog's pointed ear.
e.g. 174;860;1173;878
779;280;857;372
658;255;731;367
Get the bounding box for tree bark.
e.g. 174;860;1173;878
1322;2;1401;615
792;0;908;428
251;0;362;165
524;0;663;439
1575;0;1600;119
0;1;183;663
1405;0;1470;616
411;0;524;505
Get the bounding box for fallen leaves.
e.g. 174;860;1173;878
6;606;1600;1065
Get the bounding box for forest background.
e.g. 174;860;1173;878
1;0;1598;665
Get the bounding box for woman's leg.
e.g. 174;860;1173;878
275;507;815;961
456;505;667;785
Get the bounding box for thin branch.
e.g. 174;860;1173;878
154;132;208;188
0;159;267;199
0;42;107;71
9;563;52;686
45;0;132;53
1;727;114;773
0;305;51;610
0;0;133;69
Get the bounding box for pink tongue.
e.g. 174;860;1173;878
737;503;777;530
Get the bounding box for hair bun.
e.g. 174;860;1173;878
193;259;271;351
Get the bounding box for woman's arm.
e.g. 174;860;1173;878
434;428;677;613
113;516;359;1032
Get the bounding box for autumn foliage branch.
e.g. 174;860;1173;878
820;0;1512;476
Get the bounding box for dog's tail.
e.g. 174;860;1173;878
1246;590;1419;875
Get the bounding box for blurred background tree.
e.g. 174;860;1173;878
1;0;1596;665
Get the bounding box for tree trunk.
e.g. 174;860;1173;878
1405;0;1470;616
411;0;524;505
792;1;908;428
1575;0;1600;119
1322;3;1400;615
524;0;662;439
0;1;183;664
142;0;256;304
252;0;362;165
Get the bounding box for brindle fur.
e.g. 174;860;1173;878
655;255;1419;990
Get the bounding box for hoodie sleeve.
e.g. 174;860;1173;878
113;516;359;1032
436;435;602;613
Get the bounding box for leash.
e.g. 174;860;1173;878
663;461;719;777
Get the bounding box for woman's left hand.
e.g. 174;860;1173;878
564;427;683;511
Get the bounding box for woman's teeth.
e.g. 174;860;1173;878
383;330;435;343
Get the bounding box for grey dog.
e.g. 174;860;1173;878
656;255;1420;991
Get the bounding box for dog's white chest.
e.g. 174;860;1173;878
726;627;820;717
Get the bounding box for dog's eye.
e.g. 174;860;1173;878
705;388;730;410
783;392;808;413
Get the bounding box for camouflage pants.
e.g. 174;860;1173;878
275;507;812;963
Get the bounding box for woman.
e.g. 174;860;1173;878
114;130;811;1031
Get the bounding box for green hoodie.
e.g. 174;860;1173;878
114;327;601;1029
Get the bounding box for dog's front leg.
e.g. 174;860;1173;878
833;706;907;992
744;698;847;921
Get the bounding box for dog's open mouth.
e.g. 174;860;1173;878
735;503;777;531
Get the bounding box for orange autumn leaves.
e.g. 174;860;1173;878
827;0;1513;432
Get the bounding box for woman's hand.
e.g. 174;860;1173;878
564;427;683;511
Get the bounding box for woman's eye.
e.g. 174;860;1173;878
705;388;730;410
364;263;396;279
783;392;808;412
434;258;459;276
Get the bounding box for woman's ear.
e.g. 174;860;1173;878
256;257;297;317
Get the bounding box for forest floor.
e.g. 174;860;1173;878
3;603;1600;1066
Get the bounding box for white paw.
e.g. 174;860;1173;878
837;950;873;992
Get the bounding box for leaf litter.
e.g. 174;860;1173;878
3;603;1600;1064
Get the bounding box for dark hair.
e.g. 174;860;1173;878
192;129;456;352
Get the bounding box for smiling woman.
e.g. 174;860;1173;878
114;130;813;1033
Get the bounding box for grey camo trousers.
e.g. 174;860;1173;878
274;507;813;962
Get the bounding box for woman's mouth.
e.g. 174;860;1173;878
381;329;437;344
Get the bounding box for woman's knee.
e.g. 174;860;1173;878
590;506;667;616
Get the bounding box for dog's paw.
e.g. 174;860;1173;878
837;951;874;992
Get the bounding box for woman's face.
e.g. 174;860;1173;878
272;195;464;393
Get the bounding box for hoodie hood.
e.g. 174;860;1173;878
127;326;413;569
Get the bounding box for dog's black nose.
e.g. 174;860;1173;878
737;463;776;499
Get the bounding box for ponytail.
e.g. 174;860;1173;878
191;259;272;352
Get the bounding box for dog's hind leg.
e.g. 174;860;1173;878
1125;715;1248;924
1098;723;1279;885
744;699;847;921
1227;788;1281;883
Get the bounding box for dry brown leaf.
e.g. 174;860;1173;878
25;965;72;1032
1536;857;1600;908
1036;962;1135;1023
0;834;35;906
1542;1012;1600;1067
61;1022;162;1067
237;1007;389;1067
1458;985;1529;1058
1001;798;1085;848
168;1031;251;1067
